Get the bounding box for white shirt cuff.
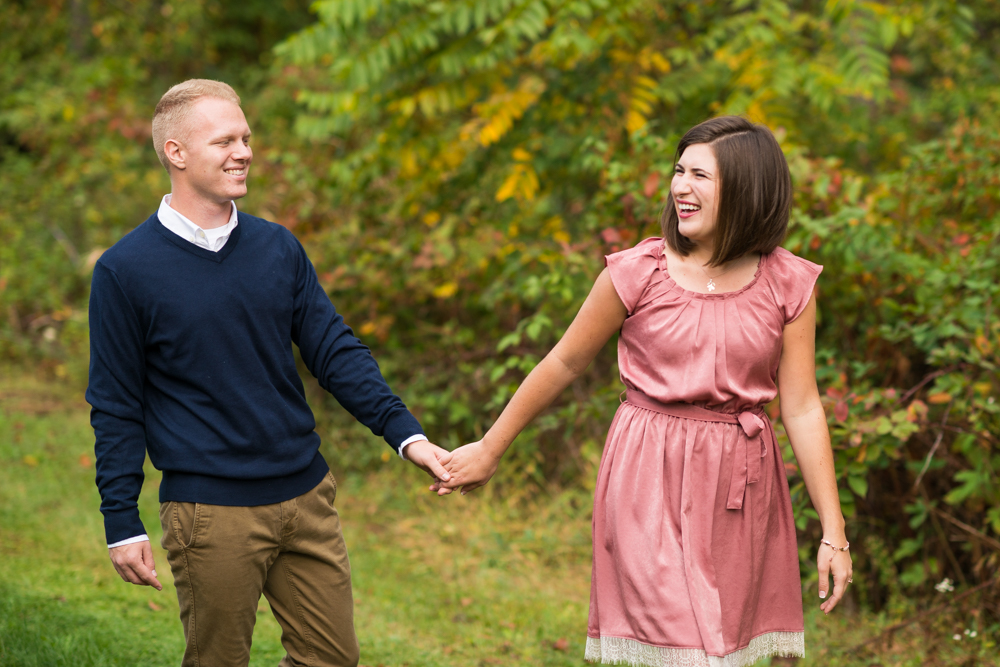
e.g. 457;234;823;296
108;534;150;549
398;434;429;460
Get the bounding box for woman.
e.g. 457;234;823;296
435;116;852;667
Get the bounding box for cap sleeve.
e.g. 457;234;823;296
604;237;663;315
766;247;823;324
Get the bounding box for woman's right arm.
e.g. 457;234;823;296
434;267;627;495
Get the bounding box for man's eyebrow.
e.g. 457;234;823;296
208;129;252;141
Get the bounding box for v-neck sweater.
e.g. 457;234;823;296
87;212;424;544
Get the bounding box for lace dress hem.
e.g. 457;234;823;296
584;631;805;667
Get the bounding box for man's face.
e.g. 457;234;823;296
172;97;253;204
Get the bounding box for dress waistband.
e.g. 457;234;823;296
624;389;772;510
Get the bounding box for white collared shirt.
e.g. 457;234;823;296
157;194;238;252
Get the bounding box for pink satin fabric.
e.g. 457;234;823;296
587;238;822;661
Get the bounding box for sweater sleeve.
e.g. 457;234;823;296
289;239;424;452
85;262;149;545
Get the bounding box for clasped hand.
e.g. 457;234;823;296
428;440;501;496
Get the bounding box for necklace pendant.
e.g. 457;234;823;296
707;278;716;292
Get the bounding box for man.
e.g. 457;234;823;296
86;79;452;667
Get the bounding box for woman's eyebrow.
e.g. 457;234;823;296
678;163;714;177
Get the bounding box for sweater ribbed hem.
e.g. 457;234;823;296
158;450;329;506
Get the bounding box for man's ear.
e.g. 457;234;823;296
164;139;186;171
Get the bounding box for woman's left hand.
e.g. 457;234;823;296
817;540;853;614
431;440;502;496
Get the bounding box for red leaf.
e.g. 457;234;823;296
553;638;569;651
643;172;660;198
601;227;622;243
834;400;848;423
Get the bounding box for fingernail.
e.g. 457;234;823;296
442;474;451;481
461;490;466;495
152;570;157;577
819;591;826;599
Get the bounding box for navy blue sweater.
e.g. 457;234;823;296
87;212;424;544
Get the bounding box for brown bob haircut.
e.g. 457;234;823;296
661;116;791;267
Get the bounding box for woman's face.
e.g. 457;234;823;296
671;143;720;247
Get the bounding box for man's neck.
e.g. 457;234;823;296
167;188;233;230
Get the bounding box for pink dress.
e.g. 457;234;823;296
585;238;822;667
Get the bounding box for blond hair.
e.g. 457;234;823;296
151;79;242;170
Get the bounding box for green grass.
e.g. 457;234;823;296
0;376;996;666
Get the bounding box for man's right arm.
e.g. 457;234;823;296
86;263;151;551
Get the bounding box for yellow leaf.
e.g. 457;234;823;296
519;166;539;201
927;392;951;404
496;170;521;202
626;110;647;134
433;282;458;299
635;75;659;91
359;322;377;336
472;77;546;147
650;52;671;73
400;149;420;177
512;147;532;162
381;450;391;462
422;211;441;227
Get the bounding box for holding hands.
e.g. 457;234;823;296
430;440;502;496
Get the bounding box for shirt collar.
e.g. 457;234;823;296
157;195;239;249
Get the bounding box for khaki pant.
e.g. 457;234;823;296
159;472;359;667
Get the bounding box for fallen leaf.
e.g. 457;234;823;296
553;638;569;651
148;600;163;612
460;597;473;607
22;455;38;467
79;453;92;468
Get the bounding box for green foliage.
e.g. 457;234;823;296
4;0;1000;635
0;0;314;371
274;0;1000;620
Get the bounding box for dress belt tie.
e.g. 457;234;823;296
625;389;771;510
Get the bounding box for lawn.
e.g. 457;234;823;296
0;375;993;666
